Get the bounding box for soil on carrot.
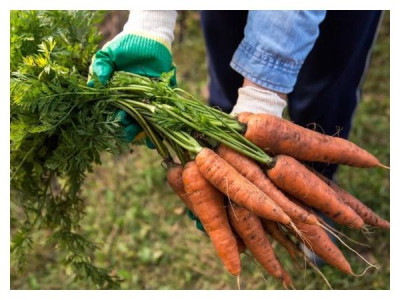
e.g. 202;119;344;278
10;11;389;290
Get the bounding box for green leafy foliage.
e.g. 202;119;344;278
10;10;251;289
10;10;124;289
11;10;103;73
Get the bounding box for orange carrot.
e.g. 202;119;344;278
167;163;194;211
228;203;289;283
315;172;390;229
234;233;246;254
239;113;382;168
217;145;318;225
266;155;364;229
262;220;333;289
168;163;247;255
281;267;293;289
289;219;353;275
235;111;253;123
182;161;241;276
195;148;291;225
261;219;299;264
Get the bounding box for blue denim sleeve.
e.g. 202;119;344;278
230;10;326;93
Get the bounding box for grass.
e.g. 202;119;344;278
10;11;390;290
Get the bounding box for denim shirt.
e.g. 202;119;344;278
230;10;327;94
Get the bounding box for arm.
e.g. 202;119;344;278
230;10;326;116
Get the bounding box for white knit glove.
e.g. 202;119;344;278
122;10;177;49
230;86;287;117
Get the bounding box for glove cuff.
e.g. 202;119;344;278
231;86;287;117
122;10;177;50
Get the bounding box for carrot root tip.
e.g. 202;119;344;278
304;255;333;290
351;265;378;277
236;275;241;290
322;224;379;271
361;224;376;237
379;163;390;170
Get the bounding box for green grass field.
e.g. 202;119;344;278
10;11;390;290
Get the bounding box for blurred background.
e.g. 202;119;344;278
10;11;390;289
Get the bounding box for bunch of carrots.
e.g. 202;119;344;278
166;112;389;289
12;63;390;288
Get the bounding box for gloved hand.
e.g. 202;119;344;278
88;10;177;145
230;85;287;117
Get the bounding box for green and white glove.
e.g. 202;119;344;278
89;10;178;145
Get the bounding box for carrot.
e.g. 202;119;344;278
235;111;253;123
280;267;293;289
287;196;379;276
228;215;247;254
182;161;241;276
234;233;246;254
167;163;194;211
262;219;334;289
315;172;390;229
289;220;353;275
217;145;318;225
266;155;364;229
195;148;291;225
261;219;299;264
239;113;383;168
227;203;288;283
168;163;247;259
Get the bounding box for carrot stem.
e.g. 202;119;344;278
155;104;271;163
114;101;169;159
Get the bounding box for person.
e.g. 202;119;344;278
89;10;383;242
90;10;382;179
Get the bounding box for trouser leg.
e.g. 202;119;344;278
288;10;383;179
289;11;383;251
200;11;248;112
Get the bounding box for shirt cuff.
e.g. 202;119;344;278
230;40;301;94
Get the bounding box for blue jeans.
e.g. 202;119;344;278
200;10;382;179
